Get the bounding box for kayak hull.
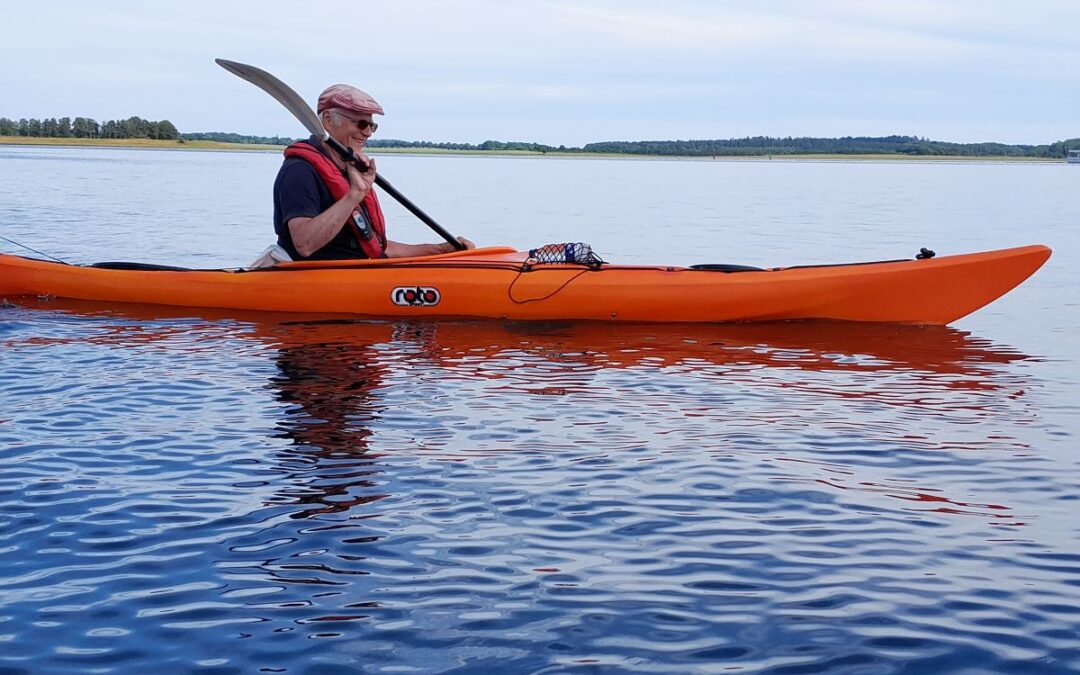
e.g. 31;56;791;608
0;245;1052;325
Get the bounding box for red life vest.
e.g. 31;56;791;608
283;141;387;259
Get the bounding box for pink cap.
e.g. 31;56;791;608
317;84;384;116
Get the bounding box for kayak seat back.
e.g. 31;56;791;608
689;264;765;273
90;262;194;271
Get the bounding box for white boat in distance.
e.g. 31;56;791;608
1067;149;1080;164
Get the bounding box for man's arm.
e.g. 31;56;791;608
384;237;476;258
284;157;377;258
288;194;363;258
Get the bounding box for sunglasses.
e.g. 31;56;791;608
334;111;378;133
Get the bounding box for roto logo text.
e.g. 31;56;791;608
391;286;441;307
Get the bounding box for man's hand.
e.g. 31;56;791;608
437;236;475;253
346;154;377;201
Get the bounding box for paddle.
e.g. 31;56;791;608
215;58;465;251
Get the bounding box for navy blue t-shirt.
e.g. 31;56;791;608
273;142;374;260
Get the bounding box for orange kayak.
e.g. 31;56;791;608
0;244;1051;325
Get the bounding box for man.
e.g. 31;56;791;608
273;84;474;260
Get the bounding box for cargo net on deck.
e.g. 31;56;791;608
525;242;605;270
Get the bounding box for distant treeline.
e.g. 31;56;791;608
5;121;1079;158
578;135;1080;158
176;136;574;151
0;116;179;140
366;135;1080;158
366;139;572;153
181;131;298;146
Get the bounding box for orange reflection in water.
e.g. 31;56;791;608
6;297;1031;381
4;298;1038;523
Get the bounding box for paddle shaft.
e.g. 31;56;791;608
323;136;464;250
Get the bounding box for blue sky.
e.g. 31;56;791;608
2;0;1078;146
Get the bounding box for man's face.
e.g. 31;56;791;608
325;109;377;153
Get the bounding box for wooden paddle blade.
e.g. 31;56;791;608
215;58;326;139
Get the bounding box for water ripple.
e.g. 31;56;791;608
1;303;1077;673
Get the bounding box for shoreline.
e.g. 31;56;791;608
0;136;1062;162
0;136;282;152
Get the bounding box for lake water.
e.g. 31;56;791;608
1;146;1078;674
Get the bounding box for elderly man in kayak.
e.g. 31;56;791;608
272;84;474;260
